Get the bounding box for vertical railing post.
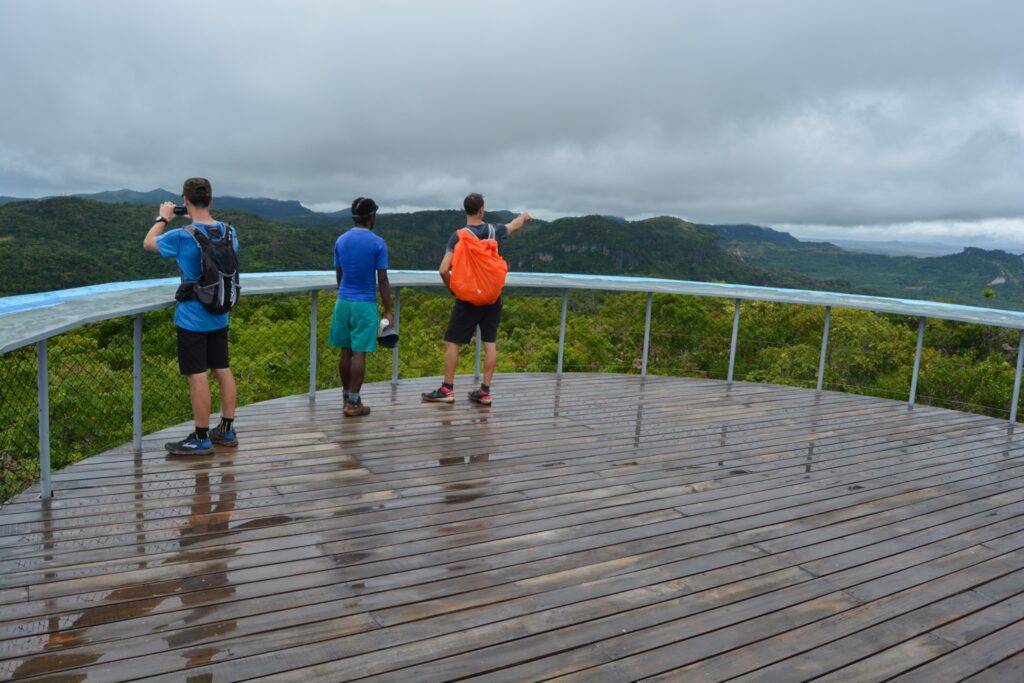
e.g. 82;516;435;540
309;290;318;399
641;292;653;377
36;340;52;498
816;306;831;393
391;288;400;386
727;299;741;385
909;317;926;408
474;325;482;382
133;314;143;453
1010;329;1024;425
557;289;568;377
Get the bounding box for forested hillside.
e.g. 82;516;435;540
715;226;1024;309
0;198;854;296
4;196;1024;308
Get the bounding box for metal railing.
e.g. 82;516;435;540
4;270;1024;499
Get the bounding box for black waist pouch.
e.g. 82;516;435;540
174;282;195;302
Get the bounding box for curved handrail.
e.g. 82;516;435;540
4;270;1024;355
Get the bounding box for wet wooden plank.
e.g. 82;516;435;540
0;400;992;550
6;430;1015;610
0;409;995;574
59;473;1024;679
1;373;1022;682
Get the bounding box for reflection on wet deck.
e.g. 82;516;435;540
2;373;1024;682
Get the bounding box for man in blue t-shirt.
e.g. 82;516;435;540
329;197;392;417
143;177;239;455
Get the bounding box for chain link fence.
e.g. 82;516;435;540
4;286;1024;502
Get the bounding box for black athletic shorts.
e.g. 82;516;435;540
177;326;230;375
444;299;503;345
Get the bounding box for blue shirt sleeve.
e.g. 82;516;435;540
156;228;183;259
377;240;389;270
333;237;342;269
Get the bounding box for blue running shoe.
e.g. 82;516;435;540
422;385;455;403
468;387;492;405
210;422;238;447
165;432;214;455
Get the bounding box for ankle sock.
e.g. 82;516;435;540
481;384;490;392
349;392;361;403
343;388;351;400
442;382;454;390
195;427;209;440
219;418;234;431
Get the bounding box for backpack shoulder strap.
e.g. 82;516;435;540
487;224;495;241
218;222;234;244
184;224;206;246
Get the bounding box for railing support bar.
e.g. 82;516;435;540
641;292;652;377
391;289;400;386
909;316;926;408
1010;329;1024;425
557;289;568;377
474;325;482;382
309;290;318;399
816;306;831;393
133;314;143;453
36;340;52;498
727;298;741;385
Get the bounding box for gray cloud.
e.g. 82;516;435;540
1;0;1021;237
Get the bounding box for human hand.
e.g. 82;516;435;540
159;202;176;221
520;211;533;224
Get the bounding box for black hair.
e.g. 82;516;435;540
182;177;212;208
464;192;484;216
351;196;379;226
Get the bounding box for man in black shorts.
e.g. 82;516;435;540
143;177;239;454
422;192;532;405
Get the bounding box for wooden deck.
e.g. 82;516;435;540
2;373;1024;682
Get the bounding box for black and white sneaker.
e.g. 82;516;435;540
165;432;214;455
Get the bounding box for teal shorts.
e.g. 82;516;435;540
329;298;379;352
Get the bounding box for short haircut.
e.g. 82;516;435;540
182;177;213;208
351;196;379;226
464;192;484;216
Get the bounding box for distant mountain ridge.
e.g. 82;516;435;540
819;238;964;257
0;188;353;227
4;193;1024;309
77;188;353;227
0;197;855;297
706;224;801;245
713;225;1024;308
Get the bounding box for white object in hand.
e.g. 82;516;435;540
379;318;390;330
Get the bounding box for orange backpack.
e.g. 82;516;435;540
450;225;508;306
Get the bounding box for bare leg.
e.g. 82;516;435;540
187;372;212;429
211;367;236;419
349;351;367;393
482;342;497;386
340;348;352;392
443;341;460;384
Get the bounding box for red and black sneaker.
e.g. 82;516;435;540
468;387;492;405
422;385;455;403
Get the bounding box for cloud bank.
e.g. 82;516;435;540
1;0;1021;242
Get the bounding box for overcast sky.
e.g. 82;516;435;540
1;0;1021;246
